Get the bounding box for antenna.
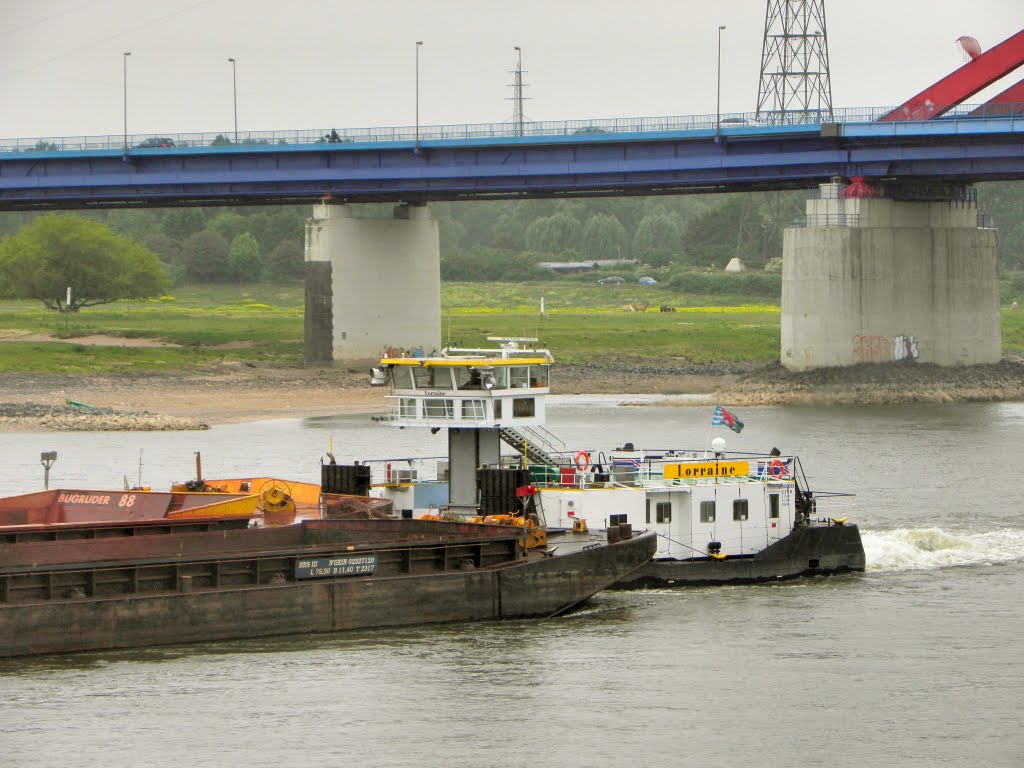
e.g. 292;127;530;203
756;0;833;125
507;46;530;136
137;448;144;488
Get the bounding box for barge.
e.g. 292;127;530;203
367;337;866;587
0;516;655;657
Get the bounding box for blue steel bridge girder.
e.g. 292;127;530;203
0;121;1023;210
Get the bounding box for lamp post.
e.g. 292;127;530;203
228;57;238;144
513;46;524;137
715;25;725;141
415;40;423;153
123;51;131;154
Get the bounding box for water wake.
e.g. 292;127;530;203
863;527;1024;572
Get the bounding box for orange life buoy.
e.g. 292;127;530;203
768;458;788;478
574;451;591;472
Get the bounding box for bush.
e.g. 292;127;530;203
668;270;781;297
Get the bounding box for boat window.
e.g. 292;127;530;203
432;368;454;389
424;399;454;419
512;398;535;418
493;399;503;420
412;366;437;388
656;501;671;523
700;501;716;523
532;365;550;388
452;367;474;389
392;367;414;389
769;494;780;519
399;398;417;419
493;367;508;389
645;498;651;524
462;400;485;420
510;366;530;388
610;513;628;527
733;499;749;521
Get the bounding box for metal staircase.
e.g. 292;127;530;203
498;425;564;466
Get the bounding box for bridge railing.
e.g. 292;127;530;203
1;103;1021;155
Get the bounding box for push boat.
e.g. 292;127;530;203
367;338;866;587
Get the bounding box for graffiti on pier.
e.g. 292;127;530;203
851;335;889;363
847;333;921;364
893;334;919;362
852;334;919;363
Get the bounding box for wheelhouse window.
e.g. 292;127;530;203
392;367;414;389
399;398;417;419
733;499;749;521
656;501;672;523
700;501;716;523
424;399;454;419
769;494;780;519
411;366;436;388
509;366;530;388
452;367;474;389
512;398;535;418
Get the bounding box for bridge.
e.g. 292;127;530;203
1;105;1023;210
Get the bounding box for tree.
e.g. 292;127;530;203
263;240;304;281
581;213;628;261
180;230;231;282
207;213;248;244
632;214;681;267
524;213;582;255
161;208;206;241
228;232;263;278
0;214;168;310
682;195;766;268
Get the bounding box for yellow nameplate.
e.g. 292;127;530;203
665;461;750;479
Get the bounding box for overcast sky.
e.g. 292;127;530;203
2;0;1023;139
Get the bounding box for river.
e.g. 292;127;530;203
1;397;1022;767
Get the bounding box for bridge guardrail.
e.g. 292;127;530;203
3;103;1021;155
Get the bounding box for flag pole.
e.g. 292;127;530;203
704;404;718;458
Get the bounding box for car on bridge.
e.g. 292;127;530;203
136;137;176;148
718;117;764;128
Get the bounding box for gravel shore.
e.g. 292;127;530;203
1;355;1022;431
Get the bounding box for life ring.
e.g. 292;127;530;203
768;458;788;479
574;451;591;472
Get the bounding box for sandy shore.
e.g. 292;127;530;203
1;356;1023;431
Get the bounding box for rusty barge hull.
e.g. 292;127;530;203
0;519;655;657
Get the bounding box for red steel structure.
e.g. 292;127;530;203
880;29;1024;121
968;78;1024;117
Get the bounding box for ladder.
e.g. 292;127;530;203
498;425;563;466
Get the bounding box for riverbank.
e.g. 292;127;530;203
1;356;1023;430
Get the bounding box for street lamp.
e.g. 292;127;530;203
513;46;524;137
123;51;131;154
228;57;238;144
715;25;725;141
415;41;423;153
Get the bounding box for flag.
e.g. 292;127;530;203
712;405;744;433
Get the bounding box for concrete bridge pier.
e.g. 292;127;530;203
304;202;441;365
781;182;1001;370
